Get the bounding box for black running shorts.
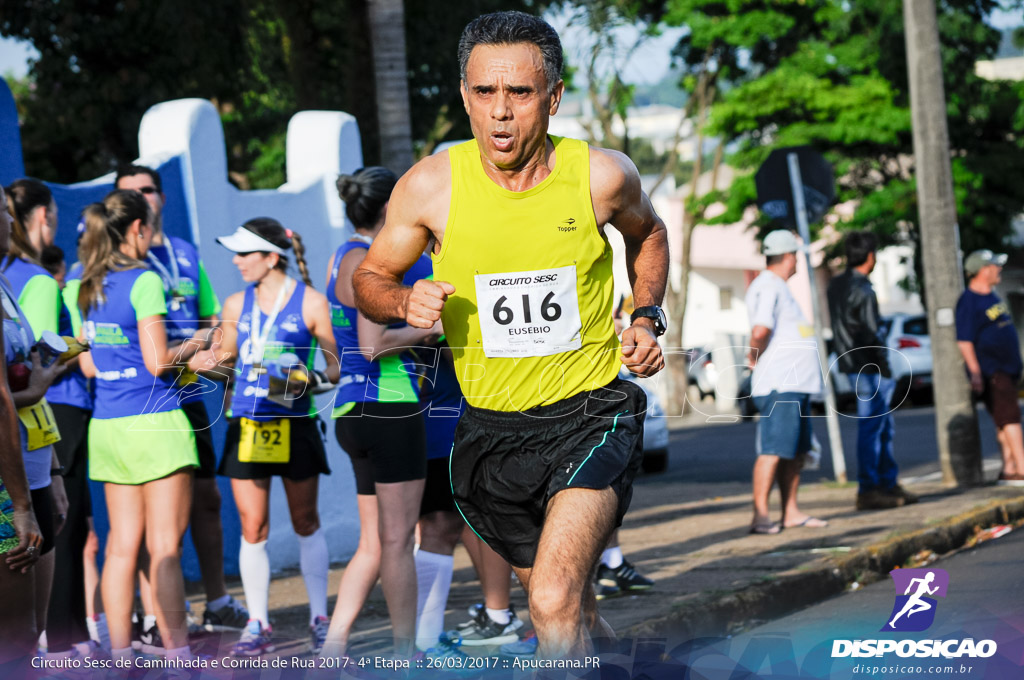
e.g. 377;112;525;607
420;457;455;517
450;378;646;568
335;401;428;491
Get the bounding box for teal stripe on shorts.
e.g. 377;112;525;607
88;409;198;485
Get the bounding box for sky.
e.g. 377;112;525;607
1;7;1020;83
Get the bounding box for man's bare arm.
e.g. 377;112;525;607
591;148;668;376
354;153;453;327
593;148;669;314
957;340;983;393
749;325;773;366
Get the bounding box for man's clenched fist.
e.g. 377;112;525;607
406;279;455;328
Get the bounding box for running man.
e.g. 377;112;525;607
354;11;668;658
889;572;939;628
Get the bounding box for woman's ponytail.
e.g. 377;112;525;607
77;190;149;314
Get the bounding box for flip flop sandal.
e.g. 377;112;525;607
786;516;829;528
749;522;781;535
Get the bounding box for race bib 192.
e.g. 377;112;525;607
474;265;582;358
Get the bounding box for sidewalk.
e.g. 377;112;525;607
187;474;1024;658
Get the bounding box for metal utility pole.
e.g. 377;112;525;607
787;154;847;484
903;0;982;485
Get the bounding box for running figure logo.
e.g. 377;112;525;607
881;568;949;632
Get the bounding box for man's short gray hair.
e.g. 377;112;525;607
458;11;563;94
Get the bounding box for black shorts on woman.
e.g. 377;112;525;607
219;416;330;481
450;377;646;569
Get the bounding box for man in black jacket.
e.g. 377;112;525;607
827;232;918;510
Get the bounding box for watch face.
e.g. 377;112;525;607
656;307;667;331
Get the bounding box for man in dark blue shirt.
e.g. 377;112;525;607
955;249;1024;486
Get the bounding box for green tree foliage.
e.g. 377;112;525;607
665;0;1024;258
1;0;535;187
1;0;249;183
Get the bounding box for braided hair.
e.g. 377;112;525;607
241;218;314;288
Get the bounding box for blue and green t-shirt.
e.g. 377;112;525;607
327;241;432;415
147;236;221;405
83;269;179;419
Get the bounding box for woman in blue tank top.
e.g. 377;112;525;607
75;190;211;664
209;218;339;656
3;178;73;649
321;168;442;660
0;182;50;669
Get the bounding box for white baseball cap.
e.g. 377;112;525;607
763;229;799;256
216;226;288;255
964;249;1007;277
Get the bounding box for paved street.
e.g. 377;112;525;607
701;522;1024;679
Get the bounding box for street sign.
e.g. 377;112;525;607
755;146;835;226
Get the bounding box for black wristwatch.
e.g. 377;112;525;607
630;306;667;337
51;465;65;476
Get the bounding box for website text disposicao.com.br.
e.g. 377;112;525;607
851;662;979;675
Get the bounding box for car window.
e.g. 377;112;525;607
879;318;892;337
903;317;928;335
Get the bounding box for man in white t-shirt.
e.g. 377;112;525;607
744;230;829;534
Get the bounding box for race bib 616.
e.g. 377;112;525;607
474;265;583;358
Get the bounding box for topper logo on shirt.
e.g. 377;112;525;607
557;218;577;233
881;568;949;632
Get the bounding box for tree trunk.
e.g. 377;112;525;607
664;71;713;416
367;0;414;173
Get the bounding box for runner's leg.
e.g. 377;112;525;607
527;486;617;659
376;479;425;657
415;510;463;649
232;478;272;627
101;483;146;652
281;475;328;624
142;469;193;652
323;494;380;658
191;477;227;602
464;529;513;612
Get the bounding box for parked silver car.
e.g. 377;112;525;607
687;346;718;401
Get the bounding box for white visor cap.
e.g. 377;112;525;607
216;226;288;255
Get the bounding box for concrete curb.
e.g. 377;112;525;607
624;495;1024;640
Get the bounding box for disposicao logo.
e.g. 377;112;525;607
882;568;948;632
831;568;998;659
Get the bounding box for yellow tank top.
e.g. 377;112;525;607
432;136;620;411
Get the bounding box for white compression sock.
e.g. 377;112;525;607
602;546;624;569
414;550;454;651
298;529;329;624
239;538;271;627
87;613;110;651
165;645;193;661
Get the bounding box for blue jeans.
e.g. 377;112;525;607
849;372;898;492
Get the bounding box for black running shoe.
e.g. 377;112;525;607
139;622;165;656
605;560;654;592
594;565;621;600
455;608;522;646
